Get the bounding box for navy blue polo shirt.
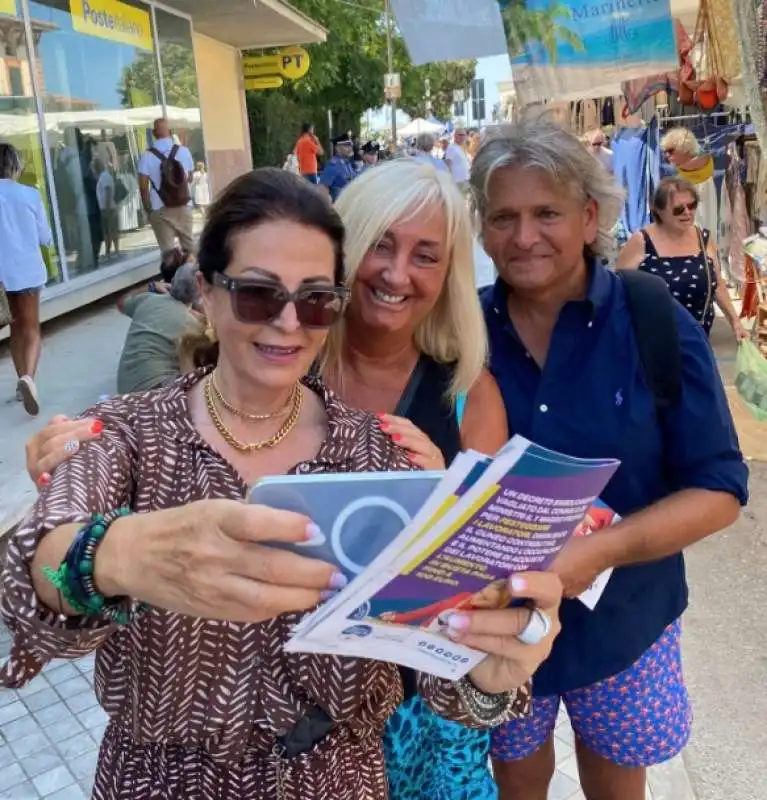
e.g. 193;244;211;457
481;263;748;696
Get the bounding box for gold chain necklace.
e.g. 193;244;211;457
203;376;303;452
210;372;298;420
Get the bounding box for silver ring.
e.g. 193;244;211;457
63;439;80;455
516;608;552;645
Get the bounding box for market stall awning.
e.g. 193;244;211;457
159;0;327;50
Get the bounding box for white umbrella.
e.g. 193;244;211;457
398;117;444;137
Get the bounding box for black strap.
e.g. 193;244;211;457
618;270;682;409
394;356;427;418
149;147;166;162
640;229;658;258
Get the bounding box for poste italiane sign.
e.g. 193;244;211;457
0;0;16;16
69;0;153;51
243;46;310;91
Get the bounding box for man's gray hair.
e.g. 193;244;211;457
470;117;624;257
416;132;436;153
170;262;201;308
0;143;23;180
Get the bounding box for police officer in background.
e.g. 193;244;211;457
359;141;380;172
319;135;357;201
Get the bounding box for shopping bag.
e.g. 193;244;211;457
734;340;767;421
0;284;11;330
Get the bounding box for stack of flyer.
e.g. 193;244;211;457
275;436;620;679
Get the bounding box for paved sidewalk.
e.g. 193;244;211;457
0;653;690;799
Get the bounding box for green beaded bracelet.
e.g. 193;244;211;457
43;508;148;625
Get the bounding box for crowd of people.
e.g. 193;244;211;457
0;115;749;800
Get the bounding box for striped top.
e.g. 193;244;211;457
0;368;529;799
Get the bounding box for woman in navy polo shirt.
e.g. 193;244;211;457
471;119;748;799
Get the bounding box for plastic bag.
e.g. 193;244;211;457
734;340;767;421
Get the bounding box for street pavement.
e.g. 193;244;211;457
0;287;763;798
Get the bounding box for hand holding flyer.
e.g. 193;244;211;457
283;436;620;679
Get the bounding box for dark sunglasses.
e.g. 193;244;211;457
212;272;349;328
671;201;698;216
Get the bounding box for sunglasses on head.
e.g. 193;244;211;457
212;272;349;328
671;201;698;216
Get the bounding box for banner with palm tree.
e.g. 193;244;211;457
499;0;678;105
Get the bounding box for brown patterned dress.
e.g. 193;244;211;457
1;370;529;800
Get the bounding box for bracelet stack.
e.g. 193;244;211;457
43;508;147;625
455;675;516;727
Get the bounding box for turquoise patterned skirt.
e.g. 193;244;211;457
383;695;497;800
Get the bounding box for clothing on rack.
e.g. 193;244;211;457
612;118;660;235
724;141;747;281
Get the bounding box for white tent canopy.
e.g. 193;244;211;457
397;117;444;137
0;105;201;139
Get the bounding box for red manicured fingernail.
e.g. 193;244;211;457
90;420;103;434
375;413;386;420
391;433;402;442
37;473;51;487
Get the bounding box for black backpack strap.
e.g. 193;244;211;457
618;270;682;410
168;144;179;161
149;147;166;161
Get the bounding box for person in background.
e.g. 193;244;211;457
191;161;212;210
3;167;561;799
585;128;614;173
359;141;380;172
138;117;194;255
319;134;357;201
412;133;449;173
351;132;363;171
94;157;120;260
295;122;324;185
444;128;471;192
0;143;53;416
471;119;748;800
116;261;203;395
616;177;748;341
466;131;481;162
660;127;717;238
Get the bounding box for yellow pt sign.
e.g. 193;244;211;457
278;46;310;79
0;0;16;15
69;0;153;51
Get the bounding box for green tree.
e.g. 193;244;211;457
246;0;477;165
119;44;199;109
501;0;584;61
398;58;477;120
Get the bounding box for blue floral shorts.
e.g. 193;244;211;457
491;620;692;768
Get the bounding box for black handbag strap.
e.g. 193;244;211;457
394;356;427;418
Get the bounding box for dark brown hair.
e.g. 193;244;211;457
197;167;345;286
651;177;700;223
188;168;346;368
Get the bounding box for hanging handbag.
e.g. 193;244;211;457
0;284;12;330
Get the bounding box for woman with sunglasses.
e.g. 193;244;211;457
22;158;521;798
616;177;748;341
2;167;562;800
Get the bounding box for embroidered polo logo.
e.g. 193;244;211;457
615;389;624;407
